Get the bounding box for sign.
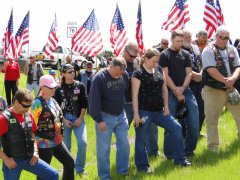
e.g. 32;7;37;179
67;21;77;38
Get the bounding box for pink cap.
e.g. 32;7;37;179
39;75;59;88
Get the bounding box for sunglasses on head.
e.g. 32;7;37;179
218;34;230;41
19;101;32;108
126;50;137;59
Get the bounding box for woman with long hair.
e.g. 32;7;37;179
132;48;191;172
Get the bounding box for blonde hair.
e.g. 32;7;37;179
140;48;160;66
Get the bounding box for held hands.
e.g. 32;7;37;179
98;121;107;132
29;152;39;166
63;117;73;128
174;86;184;97
4;157;17;169
73;118;83;128
224;76;237;89
163;106;170;116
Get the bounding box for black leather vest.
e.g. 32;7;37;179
60;81;82;116
2;110;34;158
27;63;42;84
203;44;236;90
35;97;58;140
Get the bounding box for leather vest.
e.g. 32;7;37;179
35;97;63;140
27;63;42;84
2;110;34;158
203;44;236;90
60;81;82;116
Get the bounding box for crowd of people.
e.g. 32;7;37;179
0;25;240;179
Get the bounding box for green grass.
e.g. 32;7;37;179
1;71;240;179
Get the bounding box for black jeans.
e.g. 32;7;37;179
4;80;18;106
37;142;75;180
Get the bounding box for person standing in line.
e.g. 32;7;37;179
55;64;88;175
1;58;20;106
202;25;240;153
89;58;129;180
24;55;44;97
31;75;75;180
132;48;191;172
160;30;199;158
0;88;59;180
182;29;205;137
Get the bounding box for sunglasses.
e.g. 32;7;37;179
161;42;169;45
120;64;127;71
44;86;56;90
218;34;230;41
19;102;32;108
126;50;137;59
66;70;74;74
87;66;93;68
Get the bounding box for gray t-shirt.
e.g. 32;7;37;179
202;44;240;77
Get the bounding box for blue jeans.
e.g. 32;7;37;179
96;111;130;180
2;157;58;180
190;83;205;132
135;110;186;171
164;88;199;157
27;82;40;97
63;113;87;173
125;103;159;156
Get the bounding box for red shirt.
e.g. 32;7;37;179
0;108;37;136
2;61;20;81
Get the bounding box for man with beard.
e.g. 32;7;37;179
182;30;205;138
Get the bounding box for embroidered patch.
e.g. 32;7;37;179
9;118;16;123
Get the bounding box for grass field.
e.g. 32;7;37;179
0;71;240;179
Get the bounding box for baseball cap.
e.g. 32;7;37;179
49;69;56;75
39;75;59;88
61;64;74;73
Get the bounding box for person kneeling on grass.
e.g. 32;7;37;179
132;49;191;173
0;88;58;180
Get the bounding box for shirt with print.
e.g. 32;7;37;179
31;97;62;148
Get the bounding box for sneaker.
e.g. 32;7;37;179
174;160;192;167
137;167;152;174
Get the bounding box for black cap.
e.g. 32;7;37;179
61;64;74;73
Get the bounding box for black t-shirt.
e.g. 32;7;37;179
160;48;192;86
125;59;139;103
132;65;164;112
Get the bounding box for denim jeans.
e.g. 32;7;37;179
2;157;58;180
135;109;186;171
38;142;75;180
125;103;159;156
164;88;199;157
63;113;87;174
27;82;40;97
95;111;130;180
190;83;205;132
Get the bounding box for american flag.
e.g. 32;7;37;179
6;11;29;60
2;9;13;58
72;9;103;58
110;4;128;56
216;0;225;26
136;0;145;56
44;14;58;56
161;0;190;31
203;0;217;38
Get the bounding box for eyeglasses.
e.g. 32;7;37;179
66;70;74;74
87;66;93;68
44;86;56;90
126;50;137;59
161;42;169;45
218;34;230;41
19;102;32;108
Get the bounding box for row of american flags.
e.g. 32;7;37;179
1;0;224;60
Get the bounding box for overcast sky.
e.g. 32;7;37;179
0;0;239;52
